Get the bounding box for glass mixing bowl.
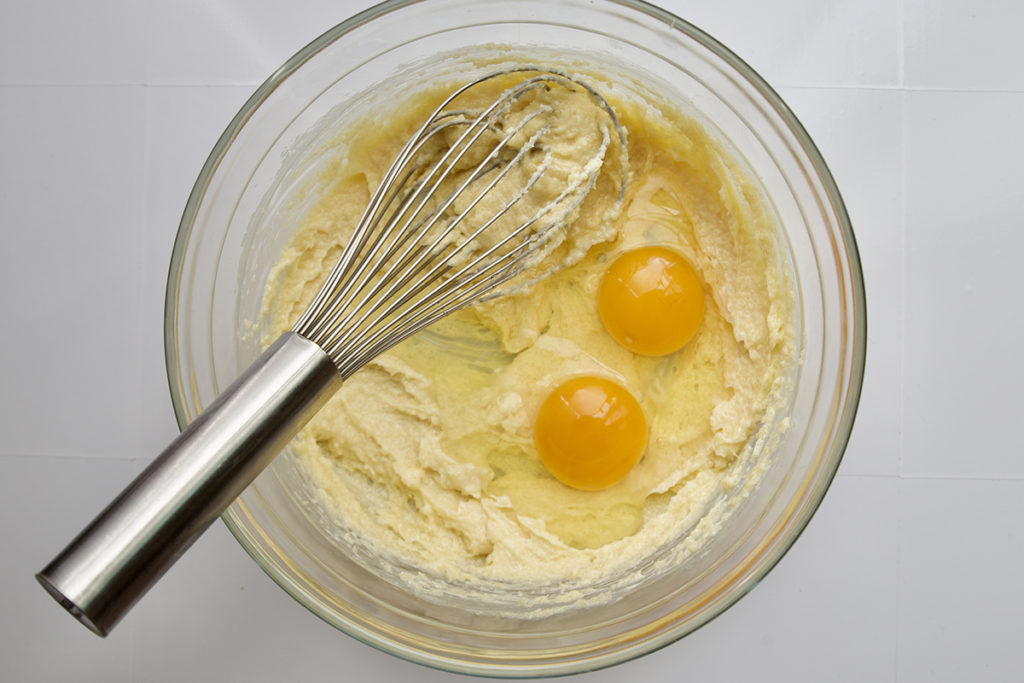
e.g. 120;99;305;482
164;0;865;676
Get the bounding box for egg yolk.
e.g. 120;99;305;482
534;376;647;491
598;246;705;356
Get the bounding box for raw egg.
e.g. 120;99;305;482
598;246;704;356
534;376;647;491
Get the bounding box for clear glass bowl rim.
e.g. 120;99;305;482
163;0;867;676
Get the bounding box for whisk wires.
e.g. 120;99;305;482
292;69;622;379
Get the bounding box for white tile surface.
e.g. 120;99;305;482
2;454;139;681
669;0;900;87
898;478;1024;682
904;0;1024;91
145;0;374;85
138;0;901;87
779;86;903;477
137;85;258;452
3;0;1024;680
0;85;149;458
903;91;1024;478
581;476;900;683
0;1;148;84
128;521;441;682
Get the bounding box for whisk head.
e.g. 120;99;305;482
292;68;627;378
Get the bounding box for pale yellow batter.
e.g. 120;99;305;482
261;69;794;610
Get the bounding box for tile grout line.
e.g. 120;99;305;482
899;473;1024;482
897;0;906;89
140;83;153;459
0;82;263;89
836;471;1024;482
776;84;1024;94
896;0;908;674
0;452;153;464
1;82;1023;94
131;0;153;672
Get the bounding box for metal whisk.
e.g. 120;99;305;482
37;68;625;637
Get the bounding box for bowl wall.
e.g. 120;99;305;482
165;0;864;676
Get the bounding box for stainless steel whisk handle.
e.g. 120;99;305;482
36;332;343;637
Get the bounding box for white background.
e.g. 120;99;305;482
2;1;1022;681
